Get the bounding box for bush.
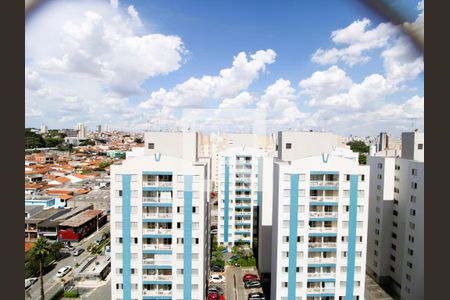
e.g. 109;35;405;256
211;258;225;267
63;290;79;298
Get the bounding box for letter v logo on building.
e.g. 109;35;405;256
154;153;161;162
322;153;330;163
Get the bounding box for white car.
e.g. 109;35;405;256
56;266;72;278
209;274;226;283
25;277;38;289
211;229;218;235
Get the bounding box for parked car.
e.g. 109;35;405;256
25;277;38;289
210;265;224;272
244;280;261;289
208;286;223;296
243;274;259;282
209;274;226;283
72;248;84;256
248;292;265;299
95;239;102;245
211;229;218;235
208;293;219;300
228;255;240;262
56;266;72;277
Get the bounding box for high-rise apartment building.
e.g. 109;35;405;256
76;123;86;139
271;131;369;300
366;131;424;300
110;132;210;300
40;124;48;134
217;146;273;248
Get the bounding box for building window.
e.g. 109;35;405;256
377;174;382;180
361;174;365;181
394;187;399;193
390;255;396;262
411;182;418;189
410;209;416;216
407;261;413;268
283;267;288;272
148;143;154;149
376;218;380;224
408;235;415;243
192;206;198;213
394;199;398;205
393;210;398;216
391;243;397;250
286;143;292;149
390;266;395;272
406;274;412;281
412;169;418;176
392;232;397;239
375;207;380;213
395;164;401;170
374;250;378;256
408;248;414;256
346;175;350;181
410;195;416;203
283;236;289;243
418;143;423;150
374;239;379;246
393;221;398;228
177;238;184;244
116;190;123;197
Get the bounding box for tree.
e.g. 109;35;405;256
44;137;64;147
359;154;367;165
25;129;45;149
98;160;112;169
134;137;143;144
29;238;52;300
79;139;95;146
346;140;369;153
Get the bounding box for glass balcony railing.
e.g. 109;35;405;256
143;181;173;187
143;212;172;219
143;244;172;250
309;212;338;218
308;242;337;248
143;290;172;296
310;181;339;187
309;196;338;202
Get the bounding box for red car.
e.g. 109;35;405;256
220;295;225;300
243;274;259;282
208;293;219;300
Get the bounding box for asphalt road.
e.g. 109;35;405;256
84;276;111;300
25;223;110;300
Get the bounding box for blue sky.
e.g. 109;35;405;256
25;0;424;136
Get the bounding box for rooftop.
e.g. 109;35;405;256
59;209;104;227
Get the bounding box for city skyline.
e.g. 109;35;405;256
26;0;423;136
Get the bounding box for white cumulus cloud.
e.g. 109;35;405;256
139;49;276;108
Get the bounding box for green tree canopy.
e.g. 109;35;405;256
25;129;45;149
346;140;369;153
79;139;96;146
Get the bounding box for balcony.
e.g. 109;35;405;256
143;258;172;265
143;228;172;235
143;197;172;204
307;257;337;264
306;287;335;294
310;181;339;187
143;181;173;188
307;272;336;278
143;213;172;219
309;196;338;202
309;227;337;233
309;212;338;218
143;290;172;297
143;274;172;281
308;242;337;249
143;244;172;250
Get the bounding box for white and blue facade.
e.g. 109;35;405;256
217;147;268;247
111;154;209;300
271;154;369;300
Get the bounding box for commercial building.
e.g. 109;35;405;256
366;131;424;300
270;131;369;300
110;131;210;300
58;209;107;242
77;123;87;139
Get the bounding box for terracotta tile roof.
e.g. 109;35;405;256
25;183;44;189
47;189;73;195
55;177;70;183
77;189;90;194
59;195;73;200
25;242;35;252
59;209;103;227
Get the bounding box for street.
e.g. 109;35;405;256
25;223;110;300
